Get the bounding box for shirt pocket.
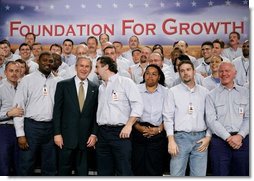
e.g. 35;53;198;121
215;102;225;119
233;98;248;118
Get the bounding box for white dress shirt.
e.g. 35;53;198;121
13;70;60;137
163;82;209;136
97;74;143;125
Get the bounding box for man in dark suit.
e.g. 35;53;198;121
53;56;98;176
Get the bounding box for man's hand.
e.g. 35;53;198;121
168;136;179;157
227;134;243;149
119;124;132;139
7;104;24;117
87;135;97;148
18;136;29;150
197;136;211;152
54;134;64;149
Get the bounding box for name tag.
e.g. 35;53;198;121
188;103;194;114
239;107;244;116
112;90;118;101
43;87;48;96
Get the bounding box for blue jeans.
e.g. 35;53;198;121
170;131;207;176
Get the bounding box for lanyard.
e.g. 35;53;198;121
241;58;249;76
203;61;211;75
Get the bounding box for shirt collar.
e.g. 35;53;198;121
180;82;197;93
35;69;55;79
2;78;16;90
101;73;118;87
140;83;161;94
75;75;88;85
229;46;240;52
218;82;239;92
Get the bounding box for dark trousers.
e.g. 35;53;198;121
209;134;249;176
132;123;167;176
96;125;133;176
58;147;88;176
0;125;19;176
18;118;57;176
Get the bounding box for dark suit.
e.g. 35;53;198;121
53;77;98;176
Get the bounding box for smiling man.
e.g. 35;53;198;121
53;56;98;176
205;62;249;176
13;51;59;176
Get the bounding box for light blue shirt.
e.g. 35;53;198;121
129;63;147;84
196;60;211;76
163;82;209;136
205;84;249;140
0;79;16;124
138;83;168;126
232;56;249;86
221;47;243;61
13;70;60;137
161;63;176;88
62;54;76;66
122;49;134;64
203;75;220;91
97;74;143;125
26;58;39;73
5;53;20;62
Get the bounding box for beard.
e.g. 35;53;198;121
181;75;192;83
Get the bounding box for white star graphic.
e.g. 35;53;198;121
225;0;231;6
243;0;248;5
20;5;25;10
65;4;70;9
160;2;165;8
97;4;102;8
128;3;133;8
113;3;118;8
243;16;249;21
5;5;10;10
34;6;39;11
175;1;181;7
191;1;197;7
208;0;214;6
81;4;86;8
144;2;149;8
50;5;55;10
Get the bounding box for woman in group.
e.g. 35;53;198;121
132;64;168;176
203;55;223;91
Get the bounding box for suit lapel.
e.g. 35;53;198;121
81;80;95;113
68;77;80;111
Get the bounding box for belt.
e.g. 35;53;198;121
100;124;125;128
0;117;13;122
0;123;14;127
174;130;206;135
25;118;52;124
